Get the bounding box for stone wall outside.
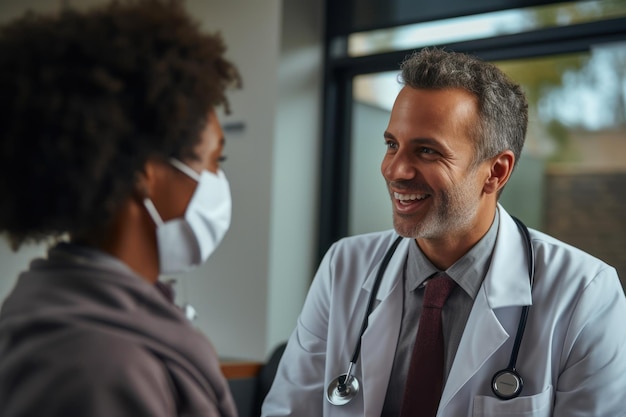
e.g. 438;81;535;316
543;170;626;293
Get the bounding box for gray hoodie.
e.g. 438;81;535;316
0;243;237;417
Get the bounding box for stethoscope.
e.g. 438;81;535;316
326;217;535;406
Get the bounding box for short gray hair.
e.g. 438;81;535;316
400;48;528;169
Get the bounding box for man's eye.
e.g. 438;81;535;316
384;140;398;150
420;147;436;154
218;155;227;163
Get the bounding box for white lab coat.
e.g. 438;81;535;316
262;205;626;417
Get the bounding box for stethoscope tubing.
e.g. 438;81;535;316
490;217;535;400
349;235;404;365
508;217;535;371
326;235;403;405
328;216;535;405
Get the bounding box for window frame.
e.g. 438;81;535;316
317;4;626;262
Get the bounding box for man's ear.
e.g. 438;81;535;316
483;150;515;195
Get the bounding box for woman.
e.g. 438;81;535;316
0;1;241;416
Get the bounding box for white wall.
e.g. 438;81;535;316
267;0;323;353
0;0;322;361
0;237;48;304
178;0;282;362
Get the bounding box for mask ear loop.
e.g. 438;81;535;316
134;159;165;227
143;198;164;227
140;158;197;227
169;158;201;182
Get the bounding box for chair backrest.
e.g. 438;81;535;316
253;342;287;416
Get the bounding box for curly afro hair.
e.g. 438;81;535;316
0;0;241;249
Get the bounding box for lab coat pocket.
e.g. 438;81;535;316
472;385;553;416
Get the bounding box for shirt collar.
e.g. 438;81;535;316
406;210;500;300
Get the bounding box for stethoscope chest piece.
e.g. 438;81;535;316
491;368;523;400
326;373;360;406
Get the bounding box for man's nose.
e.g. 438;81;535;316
382;150;418;182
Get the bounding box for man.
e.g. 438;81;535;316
262;48;626;416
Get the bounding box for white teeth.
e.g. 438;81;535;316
394;192;427;201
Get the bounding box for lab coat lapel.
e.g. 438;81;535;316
360;237;409;416
438;285;509;411
439;206;533;411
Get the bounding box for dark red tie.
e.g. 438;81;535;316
400;273;456;417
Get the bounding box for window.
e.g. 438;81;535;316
347;0;626;57
349;42;626;283
320;0;626;290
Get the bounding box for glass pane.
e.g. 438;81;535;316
349;72;400;235
349;42;626;288
348;0;626;57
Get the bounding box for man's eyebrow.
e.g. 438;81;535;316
383;131;440;147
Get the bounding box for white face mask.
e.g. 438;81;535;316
143;158;232;276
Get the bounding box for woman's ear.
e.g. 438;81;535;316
483;150;515;195
133;159;160;200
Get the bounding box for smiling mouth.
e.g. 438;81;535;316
393;191;429;204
